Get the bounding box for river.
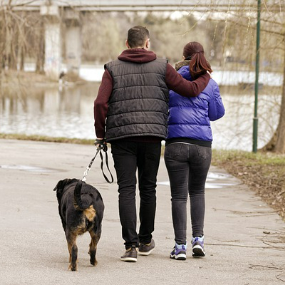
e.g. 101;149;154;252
0;66;282;151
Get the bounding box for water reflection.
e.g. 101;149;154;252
1;83;99;139
0;83;281;151
211;89;280;150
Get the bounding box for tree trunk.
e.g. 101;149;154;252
6;14;18;70
9;29;18;70
20;45;25;71
0;10;5;70
274;59;285;153
19;11;26;71
261;128;277;152
36;19;45;74
262;35;285;153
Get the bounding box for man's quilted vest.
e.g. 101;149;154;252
104;58;169;141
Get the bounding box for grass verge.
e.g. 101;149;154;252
0;133;94;145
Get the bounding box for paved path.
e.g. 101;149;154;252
0;139;284;285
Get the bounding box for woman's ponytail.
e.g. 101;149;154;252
183;42;212;79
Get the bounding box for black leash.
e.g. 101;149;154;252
98;147;114;183
82;145;114;183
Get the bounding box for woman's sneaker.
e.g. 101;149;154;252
192;236;205;257
170;243;187;260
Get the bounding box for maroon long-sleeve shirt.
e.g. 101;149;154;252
94;48;210;139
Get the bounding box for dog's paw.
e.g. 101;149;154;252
90;259;98;266
90;255;97;266
68;264;77;271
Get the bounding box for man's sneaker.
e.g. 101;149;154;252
192;236;205;257
120;245;137;262
138;239;155;256
170;243;187;260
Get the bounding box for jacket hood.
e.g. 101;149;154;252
118;48;156;63
178;65;192;81
175;59;190;71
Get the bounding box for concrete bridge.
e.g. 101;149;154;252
1;0;279;79
1;1;279;12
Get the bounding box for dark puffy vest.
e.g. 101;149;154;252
104;58;168;141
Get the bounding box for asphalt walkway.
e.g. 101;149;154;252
0;139;284;285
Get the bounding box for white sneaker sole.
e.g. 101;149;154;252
120;257;137;262
170;252;186;260
176;253;186;260
192;245;205;257
138;248;154;256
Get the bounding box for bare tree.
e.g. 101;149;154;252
258;11;285;153
205;3;285;153
263;45;285;153
0;1;45;74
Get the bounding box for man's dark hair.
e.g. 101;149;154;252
127;26;149;48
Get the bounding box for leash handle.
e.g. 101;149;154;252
99;149;114;183
82;146;114;184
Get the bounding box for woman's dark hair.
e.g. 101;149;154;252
183;42;212;79
127;26;149;48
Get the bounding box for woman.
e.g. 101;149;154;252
164;42;225;260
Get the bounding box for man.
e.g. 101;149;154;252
94;26;210;262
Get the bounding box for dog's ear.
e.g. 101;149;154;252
53;180;64;192
53;180;66;201
53;178;78;193
53;179;73;200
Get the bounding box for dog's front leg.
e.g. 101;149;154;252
66;232;78;271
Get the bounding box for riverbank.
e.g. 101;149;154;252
0;70;87;88
1;133;284;221
0;133;93;145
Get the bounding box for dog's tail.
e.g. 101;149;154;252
74;181;85;210
74;181;96;222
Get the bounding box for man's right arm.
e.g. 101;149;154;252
94;69;113;139
165;64;210;97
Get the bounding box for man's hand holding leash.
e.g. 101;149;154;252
94;138;107;152
81;138;113;183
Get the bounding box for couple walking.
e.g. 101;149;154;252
94;26;225;262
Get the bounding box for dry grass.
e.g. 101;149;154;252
0;133;94;145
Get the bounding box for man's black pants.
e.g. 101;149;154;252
111;140;161;249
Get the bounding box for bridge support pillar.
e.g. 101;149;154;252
40;5;61;80
64;9;82;77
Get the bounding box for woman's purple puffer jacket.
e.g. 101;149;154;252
167;65;225;142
